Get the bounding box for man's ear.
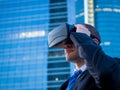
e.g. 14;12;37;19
93;38;99;45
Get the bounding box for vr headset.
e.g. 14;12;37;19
48;23;76;48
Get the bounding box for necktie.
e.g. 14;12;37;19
67;70;82;90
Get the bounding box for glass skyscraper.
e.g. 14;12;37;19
0;0;49;90
94;0;120;57
0;0;75;90
75;0;120;57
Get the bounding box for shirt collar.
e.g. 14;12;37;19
80;64;86;72
74;64;86;72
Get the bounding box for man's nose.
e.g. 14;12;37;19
64;44;73;49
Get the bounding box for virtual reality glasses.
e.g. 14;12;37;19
48;23;76;48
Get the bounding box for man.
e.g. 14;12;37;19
48;23;120;90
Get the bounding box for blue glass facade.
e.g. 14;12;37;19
75;0;120;57
0;0;49;90
75;0;84;23
0;0;76;90
94;0;120;57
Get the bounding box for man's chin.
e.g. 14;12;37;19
65;56;84;63
66;57;73;62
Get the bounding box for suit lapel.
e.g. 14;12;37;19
60;79;69;90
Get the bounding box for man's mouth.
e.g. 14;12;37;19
65;49;74;54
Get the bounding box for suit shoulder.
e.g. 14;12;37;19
114;58;120;63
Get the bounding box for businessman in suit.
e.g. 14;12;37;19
59;24;120;90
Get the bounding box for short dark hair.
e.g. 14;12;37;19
83;24;101;43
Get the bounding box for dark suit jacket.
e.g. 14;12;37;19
60;32;120;90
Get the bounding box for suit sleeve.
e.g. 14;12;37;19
70;32;120;89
